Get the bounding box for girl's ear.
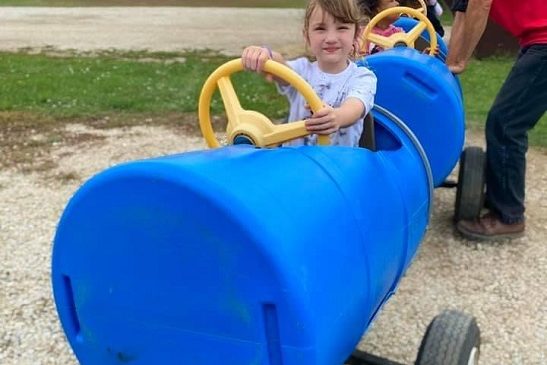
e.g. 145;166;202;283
352;26;365;59
356;25;364;39
302;28;313;59
302;28;310;46
355;25;365;43
302;29;310;50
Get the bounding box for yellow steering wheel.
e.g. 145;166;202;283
198;59;330;148
414;0;428;15
362;6;438;56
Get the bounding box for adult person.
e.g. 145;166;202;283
447;0;547;240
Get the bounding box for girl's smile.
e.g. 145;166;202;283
323;46;341;52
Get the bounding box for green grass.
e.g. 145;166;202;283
0;0;307;7
439;1;453;26
460;57;547;146
0;51;289;120
459;57;511;125
0;51;545;146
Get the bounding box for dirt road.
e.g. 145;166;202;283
0;7;305;56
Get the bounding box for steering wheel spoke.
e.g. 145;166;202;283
262;120;308;147
368;33;393;48
406;21;428;44
217;76;245;130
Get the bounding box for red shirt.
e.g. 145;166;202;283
490;0;547;47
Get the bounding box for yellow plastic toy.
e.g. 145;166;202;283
198;59;330;148
414;0;428;15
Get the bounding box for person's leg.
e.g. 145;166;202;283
427;5;445;37
485;45;547;222
457;44;547;240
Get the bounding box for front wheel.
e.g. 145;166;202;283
415;310;480;365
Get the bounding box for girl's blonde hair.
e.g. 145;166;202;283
304;0;365;30
303;0;367;58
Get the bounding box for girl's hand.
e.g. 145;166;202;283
241;46;274;81
305;105;340;135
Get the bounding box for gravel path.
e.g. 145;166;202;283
1;124;546;365
0;7;305;56
0;7;545;365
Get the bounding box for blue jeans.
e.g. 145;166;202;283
485;44;547;224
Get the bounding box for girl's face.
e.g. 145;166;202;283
305;6;358;73
376;0;400;24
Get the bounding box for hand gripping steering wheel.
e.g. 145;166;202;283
362;6;438;56
414;0;428;15
198;59;330;148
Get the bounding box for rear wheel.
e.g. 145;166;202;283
454;146;485;222
415;310;480;365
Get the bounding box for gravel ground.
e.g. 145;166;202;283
0;6;545;365
1;124;546;365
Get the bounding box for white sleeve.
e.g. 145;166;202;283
347;66;377;117
427;0;443;16
434;2;443;17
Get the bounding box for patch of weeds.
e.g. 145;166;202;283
0;111;103;171
0;112;54;169
82;111;213;135
52;171;81;183
0;110;211;173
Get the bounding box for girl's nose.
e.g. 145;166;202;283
325;29;337;42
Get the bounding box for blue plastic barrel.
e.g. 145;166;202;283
392;17;464;97
357;48;465;186
52;108;432;365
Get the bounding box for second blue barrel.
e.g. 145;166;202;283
358;47;465;187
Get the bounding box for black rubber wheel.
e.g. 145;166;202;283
415;310;480;365
454;146;486;222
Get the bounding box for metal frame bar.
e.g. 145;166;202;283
345;349;406;365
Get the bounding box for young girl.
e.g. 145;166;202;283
358;0;442;54
241;0;377;147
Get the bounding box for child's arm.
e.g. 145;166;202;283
305;98;365;135
241;46;289;85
